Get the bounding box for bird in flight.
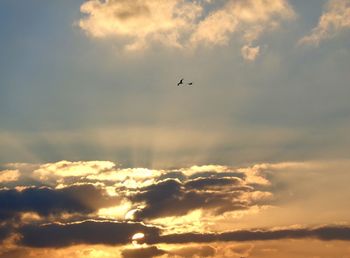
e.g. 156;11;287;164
177;79;194;86
177;78;184;86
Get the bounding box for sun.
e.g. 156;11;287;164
131;232;145;247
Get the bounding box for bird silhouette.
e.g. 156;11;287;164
188;82;193;86
177;78;184;86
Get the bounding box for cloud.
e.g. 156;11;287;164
17;223;350;248
229;243;254;257
190;0;294;46
78;0;294;55
0;184;119;222
0;249;29;258
79;0;202;50
299;0;350;46
3;160;350;252
34;160;115;179
152;225;350;244
122;245;216;258
168;245;216;257
19;220;161;247
0;170;19;183
0;225;11;243
184;177;243;190
241;45;260;61
0;161;272;225
130;178;264;220
121;246;166;258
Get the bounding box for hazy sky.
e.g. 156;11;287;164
1;0;350;257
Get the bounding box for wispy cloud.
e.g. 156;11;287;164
299;0;350;46
241;45;260;61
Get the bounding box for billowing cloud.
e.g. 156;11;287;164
79;0;202;50
1;160;350;255
34;160;115;179
299;0;350;46
130;178;267;220
190;0;294;46
0;184;119;222
78;0;294;56
0;170;19;183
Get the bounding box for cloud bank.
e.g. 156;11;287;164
1;160;350;257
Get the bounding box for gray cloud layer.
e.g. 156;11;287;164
12;223;350;247
0;184;119;222
19;220;160;248
153;226;350;244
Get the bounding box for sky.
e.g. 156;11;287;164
1;0;350;257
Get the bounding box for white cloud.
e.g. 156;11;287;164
78;0;295;57
34;160;115;180
299;0;350;46
190;0;294;47
79;0;202;50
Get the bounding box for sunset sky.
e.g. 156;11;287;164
1;0;350;257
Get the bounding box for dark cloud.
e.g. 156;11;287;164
157;171;245;184
151;226;350;244
0;225;11;243
13;223;350;248
184;177;242;190
19;220;161;248
131;179;250;220
121;246;165;258
189;172;245;180
158;171;187;182
0;184;119;221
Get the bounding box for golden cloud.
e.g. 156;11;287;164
0;169;19;183
34;160;115;180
